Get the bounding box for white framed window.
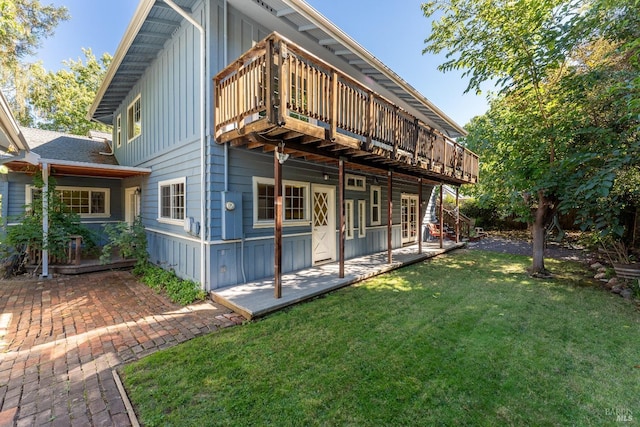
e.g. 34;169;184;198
370;185;381;226
158;178;185;224
358;199;366;238
253;177;310;227
25;185;111;218
127;95;141;142
346;174;366;191
345;200;354;240
116;114;122;148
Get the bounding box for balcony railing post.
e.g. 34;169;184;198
278;40;289;125
366;91;374;150
330;71;338;141
393;106;399;160
412;118;419;165
265;38;275;125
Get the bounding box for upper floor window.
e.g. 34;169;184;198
116;114;122;148
127;95;141;142
158;178;185;224
25;185;110;218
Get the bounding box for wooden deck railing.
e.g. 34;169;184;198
214;32;479;184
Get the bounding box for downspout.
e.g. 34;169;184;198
161;0;207;290
41;161;49;278
223;0;229;192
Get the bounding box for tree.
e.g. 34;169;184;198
28;49;112;135
0;0;69;124
422;0;639;274
422;0;591;275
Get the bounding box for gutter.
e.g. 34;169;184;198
160;0;208;292
281;0;467;137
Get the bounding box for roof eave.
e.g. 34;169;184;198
87;0;157;123
281;0;467;138
0;91;29;153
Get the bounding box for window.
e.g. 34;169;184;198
370;185;381;226
346;174;366;191
25;185;110;218
253;177;310;227
358;199;366;238
345;200;354;240
127;95;141;142
116;114;122;147
158;178;185;224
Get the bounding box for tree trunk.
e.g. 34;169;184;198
530;190;552;277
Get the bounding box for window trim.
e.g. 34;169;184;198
157;177;186;225
25;185;111;218
115;113;122;148
370;185;381;226
252;176;311;228
345;173;366;191
358;199;366;238
127;94;141;142
345;199;354;240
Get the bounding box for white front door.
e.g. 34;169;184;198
401;194;419;244
312;184;336;264
124;187;141;226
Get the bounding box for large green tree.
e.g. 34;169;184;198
28;49;112;135
423;0;639;274
0;0;69;124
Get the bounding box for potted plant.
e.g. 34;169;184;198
603;239;640;280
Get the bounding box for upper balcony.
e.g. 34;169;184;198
214;32;478;185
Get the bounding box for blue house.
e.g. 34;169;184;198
78;0;479;293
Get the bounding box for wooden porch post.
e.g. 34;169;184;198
274;146;283;298
387;170;393;263
338;158;345;278
455;187;460;243
439;184;444;249
418;178;423;254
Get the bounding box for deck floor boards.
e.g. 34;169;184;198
212;241;464;319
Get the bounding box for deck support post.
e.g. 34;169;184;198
274;145;283;298
418;178;423;254
439;184;444;249
387;170;393;263
455;187;460;243
339;158;345;278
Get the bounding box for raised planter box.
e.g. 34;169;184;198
612;262;640;280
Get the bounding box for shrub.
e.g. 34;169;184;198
134;262;206;305
100;217;148;268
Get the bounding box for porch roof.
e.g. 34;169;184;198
2;157;152;179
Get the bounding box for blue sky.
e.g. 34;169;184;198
31;0;489;127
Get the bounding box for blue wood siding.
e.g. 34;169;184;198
147;229;200;282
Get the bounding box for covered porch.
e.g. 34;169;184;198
212;240;464;319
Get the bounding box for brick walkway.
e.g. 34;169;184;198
0;271;244;427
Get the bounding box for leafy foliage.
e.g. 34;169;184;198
2;173;95;273
134;262;207;306
0;0;69;124
28;49;111;135
100;217;149;268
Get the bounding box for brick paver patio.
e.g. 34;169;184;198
0;270;244;426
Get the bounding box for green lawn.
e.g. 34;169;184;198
122;250;640;426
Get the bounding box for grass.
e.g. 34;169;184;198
122;250;640;426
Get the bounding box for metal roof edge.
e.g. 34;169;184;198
281;0;467;137
87;0;157;122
